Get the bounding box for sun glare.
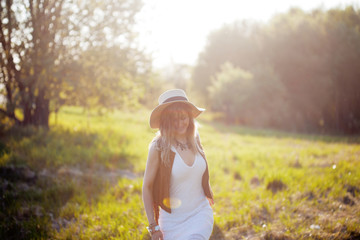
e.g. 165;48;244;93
136;0;358;68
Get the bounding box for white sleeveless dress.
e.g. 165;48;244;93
159;146;214;240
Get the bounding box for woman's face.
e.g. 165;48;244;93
172;110;189;137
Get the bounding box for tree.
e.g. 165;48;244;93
192;21;263;101
0;0;143;128
265;7;360;133
67;45;151;112
264;8;335;132
324;7;360;133
192;6;360;134
209;62;290;128
209;62;254;123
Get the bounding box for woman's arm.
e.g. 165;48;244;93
142;142;163;239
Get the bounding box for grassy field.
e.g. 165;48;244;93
0;106;359;239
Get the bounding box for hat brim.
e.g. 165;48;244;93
150;101;205;129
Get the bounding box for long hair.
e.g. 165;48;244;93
152;102;198;167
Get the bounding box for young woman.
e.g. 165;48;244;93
142;89;214;240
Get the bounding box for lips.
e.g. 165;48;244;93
176;125;187;133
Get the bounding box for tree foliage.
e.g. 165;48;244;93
0;0;147;128
192;6;360;134
209;62;290;128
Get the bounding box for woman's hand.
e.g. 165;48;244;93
151;230;164;240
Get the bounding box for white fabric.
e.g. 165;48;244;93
159;147;214;240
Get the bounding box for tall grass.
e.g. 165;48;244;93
0;106;359;239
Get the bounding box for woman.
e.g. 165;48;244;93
142;89;214;240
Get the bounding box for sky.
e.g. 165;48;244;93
135;0;359;68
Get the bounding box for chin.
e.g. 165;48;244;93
176;129;187;136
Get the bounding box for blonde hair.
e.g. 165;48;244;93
152;102;200;167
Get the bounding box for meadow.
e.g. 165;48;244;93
0;106;359;239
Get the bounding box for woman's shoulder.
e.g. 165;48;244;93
149;137;163;152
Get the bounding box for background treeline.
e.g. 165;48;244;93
192;6;360;134
1;1;360;135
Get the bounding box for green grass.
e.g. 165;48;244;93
0;106;359;239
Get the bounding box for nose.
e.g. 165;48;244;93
175;119;181;127
174;118;183;128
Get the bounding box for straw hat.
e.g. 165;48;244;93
149;89;205;129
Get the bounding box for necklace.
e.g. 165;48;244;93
175;139;189;151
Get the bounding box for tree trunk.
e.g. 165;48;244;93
33;89;50;128
22;103;33;126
